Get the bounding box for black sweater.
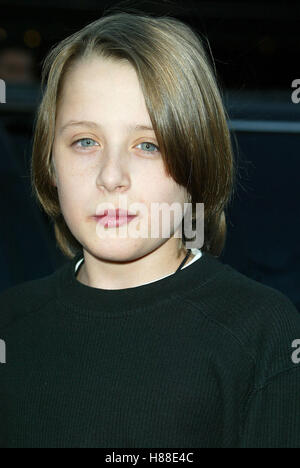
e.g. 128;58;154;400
0;251;300;448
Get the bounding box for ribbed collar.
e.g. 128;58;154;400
56;250;227;317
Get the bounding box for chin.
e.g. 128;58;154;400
91;243;142;261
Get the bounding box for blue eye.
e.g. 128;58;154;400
72;138;159;154
136;142;159;154
74;138;98;148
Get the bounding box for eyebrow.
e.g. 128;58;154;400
60;120;155;134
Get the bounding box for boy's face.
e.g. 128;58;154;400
52;56;189;262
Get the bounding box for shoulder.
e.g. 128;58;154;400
187;256;299;326
213;262;300;326
0;268;62;332
184;259;300;384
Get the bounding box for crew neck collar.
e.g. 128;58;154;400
56;250;226;317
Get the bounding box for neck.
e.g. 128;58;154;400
76;246;194;290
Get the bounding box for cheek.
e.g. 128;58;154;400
151;180;185;205
138;177;185;229
56;169;87;215
139;170;173;200
138;168;185;207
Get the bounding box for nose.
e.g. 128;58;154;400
96;153;130;193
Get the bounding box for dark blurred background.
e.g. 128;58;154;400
0;0;299;311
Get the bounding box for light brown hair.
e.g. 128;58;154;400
31;9;237;259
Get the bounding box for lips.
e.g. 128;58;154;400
93;209;138;228
96;208;137;217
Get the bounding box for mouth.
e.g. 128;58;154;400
93;209;138;228
96;208;137;217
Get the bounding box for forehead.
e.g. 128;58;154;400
61;56;139;98
57;57;150;126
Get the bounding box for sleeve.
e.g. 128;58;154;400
239;367;300;448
